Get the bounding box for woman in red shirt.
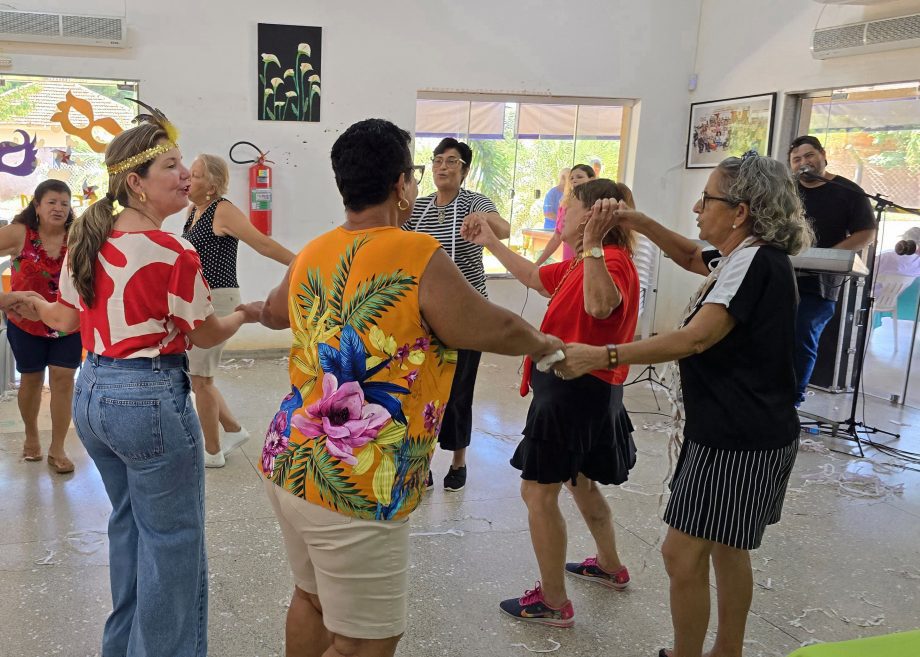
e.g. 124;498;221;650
463;178;640;628
0;180;80;473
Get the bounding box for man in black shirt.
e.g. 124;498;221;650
788;135;876;405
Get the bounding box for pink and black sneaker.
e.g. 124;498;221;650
499;582;575;628
565;556;630;590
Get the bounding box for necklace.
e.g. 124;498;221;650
549;255;584;302
415;191;461;261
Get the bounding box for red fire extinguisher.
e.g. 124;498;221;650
230;141;273;235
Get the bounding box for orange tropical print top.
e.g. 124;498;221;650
261;226;457;521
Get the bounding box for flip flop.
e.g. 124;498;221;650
22;449;43;462
47;454;75;474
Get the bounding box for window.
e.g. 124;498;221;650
0;74;139;222
413;94;633;275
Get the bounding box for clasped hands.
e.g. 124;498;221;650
0;291;45;322
537;341;607;381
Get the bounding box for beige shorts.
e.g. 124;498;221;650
263;479;410;640
187;288;241;377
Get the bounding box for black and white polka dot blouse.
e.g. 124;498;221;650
182;198;240;289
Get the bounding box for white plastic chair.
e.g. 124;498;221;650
872;273;914;351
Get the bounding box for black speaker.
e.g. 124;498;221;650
810;254;873;393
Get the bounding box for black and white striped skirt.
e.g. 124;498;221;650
663;438;798;550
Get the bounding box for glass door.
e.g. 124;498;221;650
798;83;920;407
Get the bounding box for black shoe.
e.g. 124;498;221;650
443;465;467;491
425;470;434;491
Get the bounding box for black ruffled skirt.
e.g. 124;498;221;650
511;366;636;485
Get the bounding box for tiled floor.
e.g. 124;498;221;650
1;355;918;657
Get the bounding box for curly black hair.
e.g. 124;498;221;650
331;119;413;212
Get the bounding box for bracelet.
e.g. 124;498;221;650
606;344;619;370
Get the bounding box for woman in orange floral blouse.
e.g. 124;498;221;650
257;118;562;657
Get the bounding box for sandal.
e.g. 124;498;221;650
22;451;44;462
47;454;75;474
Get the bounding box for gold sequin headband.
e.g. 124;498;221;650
106;141;178;176
106;99;181;177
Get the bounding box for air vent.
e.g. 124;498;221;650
813;12;920;59
865;14;920;45
0;10;126;47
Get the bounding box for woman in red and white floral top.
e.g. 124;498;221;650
20;108;262;657
0;179;80;473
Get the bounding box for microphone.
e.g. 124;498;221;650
895;240;917;256
796;165;819;181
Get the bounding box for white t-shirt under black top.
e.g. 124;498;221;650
679;245;800;451
403;188;498;297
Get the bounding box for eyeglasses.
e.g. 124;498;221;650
409;164;425;185
699;191;738;210
431;156;466;169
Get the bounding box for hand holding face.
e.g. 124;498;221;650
235;301;265;323
551;342;607;380
460;213;496;246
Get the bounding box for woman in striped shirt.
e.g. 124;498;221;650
556;154;812;657
402;137;510;491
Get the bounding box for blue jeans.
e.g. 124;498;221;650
794;293;837;404
73;353;207;657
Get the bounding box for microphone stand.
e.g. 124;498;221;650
798;171;920;454
623;361;667;410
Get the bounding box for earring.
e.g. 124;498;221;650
206;193;211;202
731;223;737;229
140;191;147;203
397;198;409;211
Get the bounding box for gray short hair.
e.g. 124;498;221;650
716;156;814;255
197;154;230;197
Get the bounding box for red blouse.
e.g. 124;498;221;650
10;226;69;338
521;244;639;394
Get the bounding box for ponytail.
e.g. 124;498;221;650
67;196;117;307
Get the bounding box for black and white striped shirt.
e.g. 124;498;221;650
402;189;497;297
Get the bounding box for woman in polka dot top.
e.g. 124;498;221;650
184;154;294;468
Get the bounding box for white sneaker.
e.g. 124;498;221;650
204;449;226;468
221;427;250;456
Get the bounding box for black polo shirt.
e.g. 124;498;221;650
679;246;800;451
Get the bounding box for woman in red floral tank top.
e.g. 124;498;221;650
0;180;81;474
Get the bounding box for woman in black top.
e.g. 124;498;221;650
555;154;812;657
185;154;294;468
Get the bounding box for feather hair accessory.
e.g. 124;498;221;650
106;99;180;176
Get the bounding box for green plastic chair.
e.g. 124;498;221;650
786;630;920;657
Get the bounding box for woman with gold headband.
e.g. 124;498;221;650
20;104;263;657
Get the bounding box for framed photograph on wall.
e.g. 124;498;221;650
258;23;322;122
686;93;776;168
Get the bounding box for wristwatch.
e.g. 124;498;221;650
585;246;604;259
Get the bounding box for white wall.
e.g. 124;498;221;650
9;0;704;347
19;1;917;342
657;0;920;329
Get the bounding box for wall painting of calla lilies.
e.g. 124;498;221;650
258;23;322;122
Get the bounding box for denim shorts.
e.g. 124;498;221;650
7;321;82;373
